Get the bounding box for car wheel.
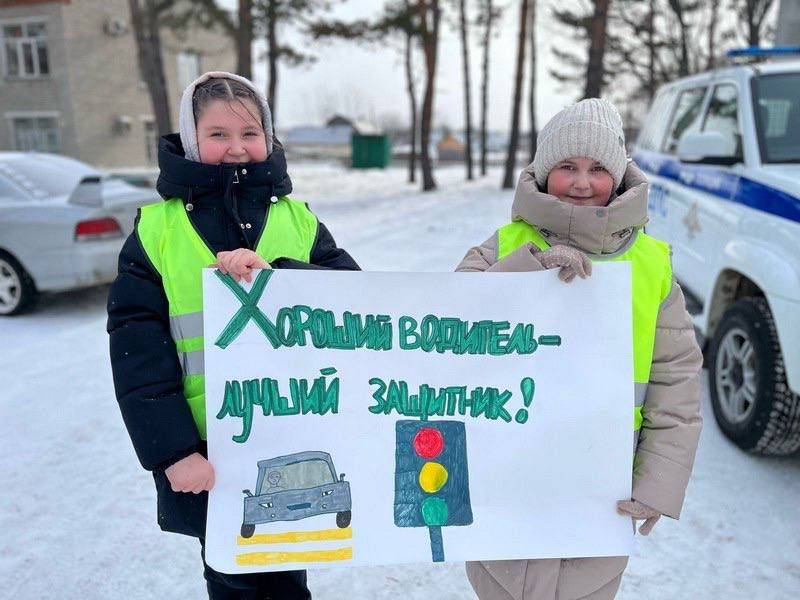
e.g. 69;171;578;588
240;523;255;538
708;297;800;455
0;251;37;316
336;510;351;528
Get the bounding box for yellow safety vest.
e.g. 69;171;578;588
137;196;318;438
496;221;672;442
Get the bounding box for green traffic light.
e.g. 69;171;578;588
421;496;448;527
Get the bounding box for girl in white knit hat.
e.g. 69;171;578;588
456;98;703;599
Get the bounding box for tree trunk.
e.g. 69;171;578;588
459;0;474;180
417;0;441;192
647;0;656;100
480;0;493;177
502;0;529;189
129;0;172;136
667;0;689;77
527;0;537;164
238;0;253;78
706;0;719;70
405;1;418;184
583;0;609;98
266;0;278;127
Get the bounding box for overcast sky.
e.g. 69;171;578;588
235;0;576;133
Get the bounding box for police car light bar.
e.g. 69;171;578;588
726;46;800;58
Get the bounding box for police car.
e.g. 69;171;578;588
632;47;800;456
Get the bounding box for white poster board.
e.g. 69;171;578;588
203;264;634;574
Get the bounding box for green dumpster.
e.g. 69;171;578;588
351;134;392;169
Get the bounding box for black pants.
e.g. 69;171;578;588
200;538;311;600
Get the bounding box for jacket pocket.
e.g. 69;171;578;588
153;469;208;538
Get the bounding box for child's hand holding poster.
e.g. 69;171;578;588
202;264;635;574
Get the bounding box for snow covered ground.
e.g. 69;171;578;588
1;164;798;600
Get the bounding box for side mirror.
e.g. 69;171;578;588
339;473;346;482
243;489;253;497
677;131;739;165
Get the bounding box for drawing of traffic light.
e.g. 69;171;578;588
394;420;473;562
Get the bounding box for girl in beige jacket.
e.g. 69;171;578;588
456;98;703;600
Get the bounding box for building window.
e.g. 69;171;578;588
10;116;60;152
177;51;201;90
144;120;158;165
2;21;49;78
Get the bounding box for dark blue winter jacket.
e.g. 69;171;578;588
107;134;359;537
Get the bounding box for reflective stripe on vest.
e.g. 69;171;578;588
496;221;672;444
137;196;318;438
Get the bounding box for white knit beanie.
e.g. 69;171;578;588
179;71;274;162
532;98;627;190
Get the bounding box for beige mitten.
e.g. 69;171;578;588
617;499;661;535
533;245;593;282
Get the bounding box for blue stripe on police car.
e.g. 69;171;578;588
633;150;800;225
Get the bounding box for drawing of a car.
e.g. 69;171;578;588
240;451;352;538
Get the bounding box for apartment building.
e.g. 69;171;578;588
0;0;236;167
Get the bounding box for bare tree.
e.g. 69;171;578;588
476;0;503;176
550;1;612;98
706;0;721;69
259;0;334;127
666;0;698;77
239;0;254;78
502;0;529;189
528;0;537;163
417;0;442;191
584;0;611;98
404;1;420;183
731;0;775;46
187;0;253;78
185;0;333;121
128;0;174;136
457;0;474;179
607;0;719;100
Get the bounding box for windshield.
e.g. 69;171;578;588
258;459;335;494
0;155;98;198
752;73;800;163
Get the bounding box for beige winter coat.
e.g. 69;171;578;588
457;161;703;600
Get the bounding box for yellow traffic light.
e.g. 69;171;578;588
418;461;448;493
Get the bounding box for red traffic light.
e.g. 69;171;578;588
413;427;444;459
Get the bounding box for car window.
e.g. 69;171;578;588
702;84;743;160
662;87;708;154
0;156;98;198
258;459;335;494
637;88;676;151
0;174;27;202
753;73;800;163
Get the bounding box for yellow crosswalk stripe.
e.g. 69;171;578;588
236;547;353;566
237;527;353;545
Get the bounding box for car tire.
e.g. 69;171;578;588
240;523;255;538
0;251;38;316
708;297;800;455
336;510;351;528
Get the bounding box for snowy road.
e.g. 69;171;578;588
1;165;798;599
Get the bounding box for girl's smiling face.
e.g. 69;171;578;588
546;157;615;207
196;98;268;164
